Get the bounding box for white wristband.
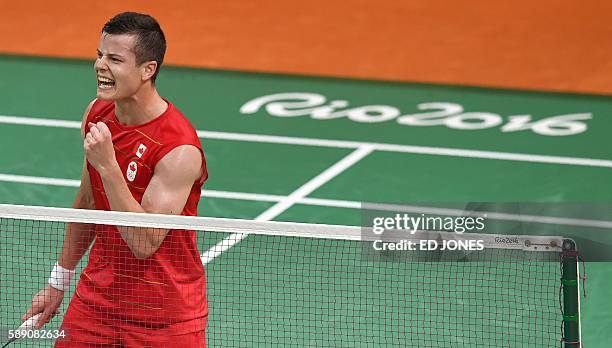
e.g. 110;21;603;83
48;262;75;292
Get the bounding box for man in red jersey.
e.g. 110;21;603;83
22;12;208;347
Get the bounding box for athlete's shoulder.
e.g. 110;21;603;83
166;100;188;120
147;100;203;163
164;101;199;135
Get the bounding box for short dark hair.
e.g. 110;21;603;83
102;12;166;82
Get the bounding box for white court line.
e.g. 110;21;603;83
199;146;374;264
2;114;612;168
200;189;283;202
0;115;81;129
2;173;612;229
0;173;81;187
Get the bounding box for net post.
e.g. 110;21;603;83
561;239;581;348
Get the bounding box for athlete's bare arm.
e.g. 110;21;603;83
84;121;202;259
23;100;98;327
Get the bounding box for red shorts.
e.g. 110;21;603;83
54;296;206;348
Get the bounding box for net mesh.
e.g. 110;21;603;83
0;206;567;347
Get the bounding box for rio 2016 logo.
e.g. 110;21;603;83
240;92;592;137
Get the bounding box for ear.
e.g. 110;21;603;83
141;61;158;81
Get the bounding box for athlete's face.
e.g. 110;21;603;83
94;33;156;100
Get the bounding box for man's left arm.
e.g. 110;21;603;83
84;121;202;259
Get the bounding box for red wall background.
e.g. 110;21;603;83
1;0;611;94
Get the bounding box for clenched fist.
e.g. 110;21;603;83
84;121;117;175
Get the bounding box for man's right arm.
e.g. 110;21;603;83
22;100;97;327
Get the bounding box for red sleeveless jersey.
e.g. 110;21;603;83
76;99;208;334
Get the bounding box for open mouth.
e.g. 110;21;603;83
97;76;115;89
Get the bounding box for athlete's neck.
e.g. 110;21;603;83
114;86;168;126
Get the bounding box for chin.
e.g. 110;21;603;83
96;95;116;101
96;89;117;101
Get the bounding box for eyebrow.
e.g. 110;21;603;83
96;49;125;59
